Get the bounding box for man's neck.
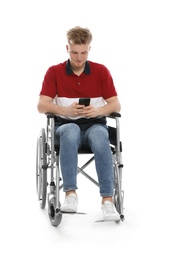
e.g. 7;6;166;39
71;65;85;76
69;59;86;76
73;68;84;76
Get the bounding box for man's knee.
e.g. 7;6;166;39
88;125;109;149
56;123;81;141
89;125;108;140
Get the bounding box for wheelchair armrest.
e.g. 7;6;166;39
107;112;121;119
45;113;56;118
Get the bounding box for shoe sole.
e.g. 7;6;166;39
104;217;120;222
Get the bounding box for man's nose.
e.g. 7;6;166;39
76;53;82;60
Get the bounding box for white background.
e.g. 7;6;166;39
0;0;174;259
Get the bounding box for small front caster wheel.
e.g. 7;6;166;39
48;197;62;227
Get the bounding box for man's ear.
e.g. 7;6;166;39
66;45;69;52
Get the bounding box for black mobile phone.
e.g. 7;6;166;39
79;98;90;106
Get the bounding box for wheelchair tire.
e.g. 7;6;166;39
36;128;47;209
48;196;62;227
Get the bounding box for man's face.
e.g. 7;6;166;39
66;43;91;70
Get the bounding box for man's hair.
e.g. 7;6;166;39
66;26;92;45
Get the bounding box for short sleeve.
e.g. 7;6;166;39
40;66;57;98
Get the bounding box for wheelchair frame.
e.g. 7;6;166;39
36;113;124;226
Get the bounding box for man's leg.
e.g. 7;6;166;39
84;124;120;221
84;124;114;198
55;123;80;212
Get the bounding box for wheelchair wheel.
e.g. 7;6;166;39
36;128;47;209
48;196;62;227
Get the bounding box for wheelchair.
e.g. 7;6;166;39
36;112;124;226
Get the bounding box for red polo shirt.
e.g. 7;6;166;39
40;60;117;120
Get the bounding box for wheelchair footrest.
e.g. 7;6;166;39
59;211;87;215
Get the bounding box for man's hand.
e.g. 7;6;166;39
66;102;85;117
66;102;99;118
77;105;99;118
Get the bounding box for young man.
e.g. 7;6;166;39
37;26;121;221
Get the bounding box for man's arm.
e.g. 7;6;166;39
37;95;62;114
37;95;85;117
100;96;121;115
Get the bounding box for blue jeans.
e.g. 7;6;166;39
55;123;114;197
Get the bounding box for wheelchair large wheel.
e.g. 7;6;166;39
48;196;62;227
36;128;47;209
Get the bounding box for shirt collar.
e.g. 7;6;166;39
66;59;90;75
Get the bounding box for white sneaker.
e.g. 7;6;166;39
101;201;120;221
60;194;78;213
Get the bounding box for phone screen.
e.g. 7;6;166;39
79;98;90;106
